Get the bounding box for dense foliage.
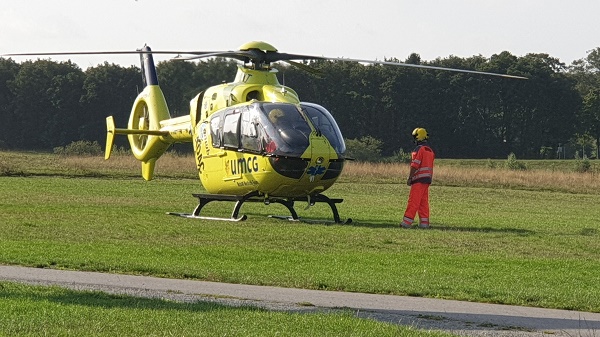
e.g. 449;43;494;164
1;48;599;158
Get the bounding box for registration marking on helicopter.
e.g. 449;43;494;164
236;180;259;187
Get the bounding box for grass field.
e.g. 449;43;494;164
2;282;442;337
1;151;600;335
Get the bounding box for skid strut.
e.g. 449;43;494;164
168;191;350;223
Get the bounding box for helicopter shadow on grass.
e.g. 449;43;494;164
223;203;535;235
430;225;536;235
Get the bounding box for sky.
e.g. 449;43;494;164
1;0;599;69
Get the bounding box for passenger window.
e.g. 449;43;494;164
210;114;221;147
222;111;241;148
240;109;260;152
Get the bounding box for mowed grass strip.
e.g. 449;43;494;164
1;170;599;312
1;282;442;337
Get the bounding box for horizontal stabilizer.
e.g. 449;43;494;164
105;116;169;160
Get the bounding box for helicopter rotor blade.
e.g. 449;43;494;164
173;51;247;61
263;53;324;63
173;50;326;63
2;50;186;57
281;60;324;77
3;45;527;80
180;49;526;80
321;57;528;80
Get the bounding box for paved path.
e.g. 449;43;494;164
1;265;599;336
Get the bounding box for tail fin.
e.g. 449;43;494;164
103;45;192;180
139;45;159;87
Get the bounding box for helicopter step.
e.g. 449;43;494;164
167;191;351;224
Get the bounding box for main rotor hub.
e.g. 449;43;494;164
238;41;278;53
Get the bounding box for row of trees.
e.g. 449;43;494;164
1;48;599;158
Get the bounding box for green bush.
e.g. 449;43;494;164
0;161;26;177
505;152;527;170
111;146;131;156
539;146;553;159
53;140;103;156
344;136;383;162
382;148;411;163
574;154;592;173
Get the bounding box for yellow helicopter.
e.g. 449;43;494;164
5;42;525;222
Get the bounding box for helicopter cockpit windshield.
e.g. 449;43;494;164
257;103;312;157
299;102;346;155
254;102;346;158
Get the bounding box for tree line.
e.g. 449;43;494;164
1;48;599;159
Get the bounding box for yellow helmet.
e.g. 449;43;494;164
412;127;429;142
268;108;285;123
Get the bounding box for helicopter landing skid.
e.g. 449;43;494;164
166;212;248;222
168;191;350;224
269;215;353;225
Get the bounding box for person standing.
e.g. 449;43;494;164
401;128;435;229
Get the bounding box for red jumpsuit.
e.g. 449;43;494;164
402;143;435;227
